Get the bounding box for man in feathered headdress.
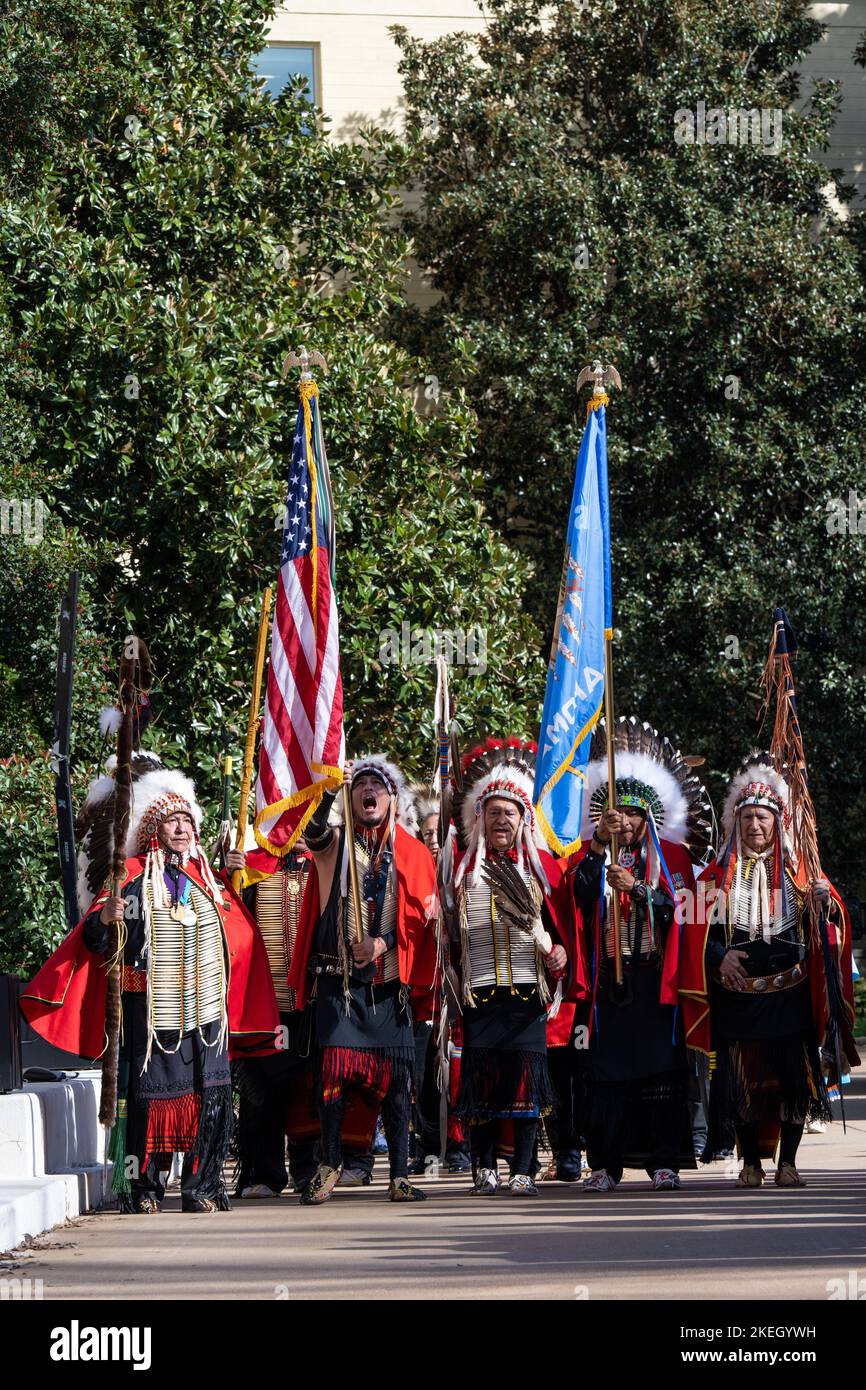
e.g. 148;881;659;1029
225;829;320;1199
287;754;437;1204
571;718;711;1193
21;759;279;1214
679;753;859;1188
444;738;578;1195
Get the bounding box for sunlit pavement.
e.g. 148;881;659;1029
18;1059;865;1301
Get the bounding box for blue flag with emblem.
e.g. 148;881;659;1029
533;401;612;856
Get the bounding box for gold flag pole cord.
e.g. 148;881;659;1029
232;586;273;893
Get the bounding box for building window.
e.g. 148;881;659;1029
253;44;318;104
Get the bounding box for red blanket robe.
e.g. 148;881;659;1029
20;856;280;1060
288;822;439;1019
679;858;860;1066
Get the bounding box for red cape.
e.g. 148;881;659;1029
569;837;697;1018
288;823;439;1017
20;857;280;1061
679;858;860;1063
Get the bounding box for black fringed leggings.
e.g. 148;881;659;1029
737;1120;804;1168
319;1080;411;1180
471;1117;537;1177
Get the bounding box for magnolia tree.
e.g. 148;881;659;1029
0;0;538;971
393;0;866;887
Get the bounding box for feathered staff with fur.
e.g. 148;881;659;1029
98;635;151;1128
759;607;850;1117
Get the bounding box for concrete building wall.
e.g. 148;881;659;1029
267;1;488;143
803;3;866;204
267;1;866;200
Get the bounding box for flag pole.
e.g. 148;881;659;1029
232;586;272;893
342;780;366;944
577;359;624;986
603;632;623;985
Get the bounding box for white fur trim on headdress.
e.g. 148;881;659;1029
579;750;689;846
333;754;418;833
455;763;550;893
413;792;440;826
721;763;790;838
126;769;203;856
458;765;543;848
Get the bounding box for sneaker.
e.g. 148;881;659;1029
237;1183;279;1199
736;1164;764;1188
470;1167;500;1195
508;1174;538;1195
445;1151;472;1174
338;1166;372;1187
130;1195;161;1215
583;1169;617;1192
388;1177;428;1202
775;1162;806;1188
651;1168;681;1191
299;1163;342;1205
805;1119;827;1135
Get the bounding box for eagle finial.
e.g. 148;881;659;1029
282;345;329;382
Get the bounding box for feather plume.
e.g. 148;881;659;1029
481;858;538;932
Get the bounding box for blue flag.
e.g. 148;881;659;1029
533;403;612;855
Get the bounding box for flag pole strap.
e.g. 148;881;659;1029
233;587;273;893
342;781;366;944
603;631;623;985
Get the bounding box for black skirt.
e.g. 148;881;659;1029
315;976;414;1054
592;960;685;1084
457;986;554;1122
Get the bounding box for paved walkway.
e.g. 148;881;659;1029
16;1071;866;1301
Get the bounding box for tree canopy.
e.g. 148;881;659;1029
393;0;866;888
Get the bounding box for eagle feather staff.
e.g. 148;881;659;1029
98;635;152;1128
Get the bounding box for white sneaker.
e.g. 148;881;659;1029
507;1174;538;1195
583;1169;617;1192
805;1119;827;1135
470;1167;500;1195
338;1167;372;1187
238;1183;279;1199
651;1168;682;1191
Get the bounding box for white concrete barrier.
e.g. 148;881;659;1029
0;1073;110;1251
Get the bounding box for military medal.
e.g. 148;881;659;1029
169;875;196;927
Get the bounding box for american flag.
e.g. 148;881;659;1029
247;379;344;877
